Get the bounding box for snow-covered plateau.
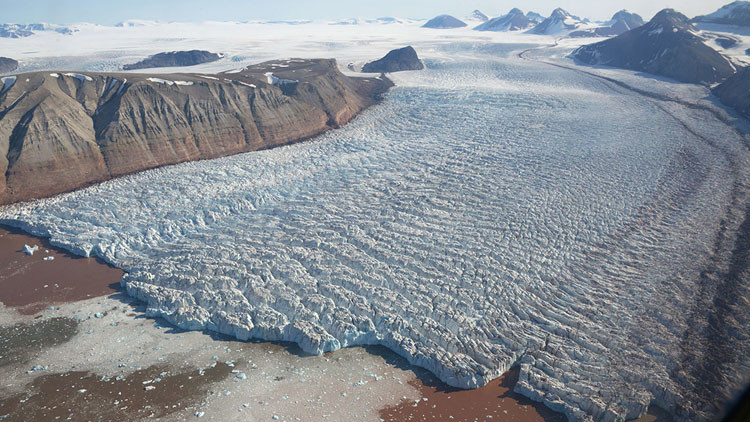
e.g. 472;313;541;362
0;21;748;422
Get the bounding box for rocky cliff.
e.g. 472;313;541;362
0;59;392;205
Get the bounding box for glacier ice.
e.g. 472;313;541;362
1;43;749;421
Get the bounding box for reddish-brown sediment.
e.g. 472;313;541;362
380;366;566;422
0;362;235;421
0;227;123;314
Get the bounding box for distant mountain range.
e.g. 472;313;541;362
0;23;73;38
474;9;538;32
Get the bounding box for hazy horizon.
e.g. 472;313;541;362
0;0;737;25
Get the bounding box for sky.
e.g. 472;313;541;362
0;0;735;25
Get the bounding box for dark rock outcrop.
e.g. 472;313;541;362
475;9;535;32
470;10;489;22
715;36;739;48
422;15;467;29
0;59;393;205
362;46;424;73
572;9;735;85
714;66;750;118
0;58;18;74
570;10;644;37
123;50;222;71
693;1;750;26
528;8;584;34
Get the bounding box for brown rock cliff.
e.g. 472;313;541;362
0;59;392;204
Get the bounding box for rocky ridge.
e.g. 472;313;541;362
0;59;392;205
123;50;223;71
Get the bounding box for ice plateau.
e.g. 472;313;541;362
1;42;748;422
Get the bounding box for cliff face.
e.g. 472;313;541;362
0;59;392;205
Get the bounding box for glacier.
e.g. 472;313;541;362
1;42;749;421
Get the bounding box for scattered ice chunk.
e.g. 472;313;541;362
63;73;93;82
43;256;55;261
22;244;38;255
147;77;174;86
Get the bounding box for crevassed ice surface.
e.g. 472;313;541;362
2;43;749;421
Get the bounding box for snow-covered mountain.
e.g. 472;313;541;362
528;8;585;34
569;10;644;37
422;14;467;29
474;8;536;32
693;1;750;26
526;12;545;23
0;23;74;38
572;9;735;85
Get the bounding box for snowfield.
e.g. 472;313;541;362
0;21;749;422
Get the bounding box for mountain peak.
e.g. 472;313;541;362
422;14;467;29
550;8;570;18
